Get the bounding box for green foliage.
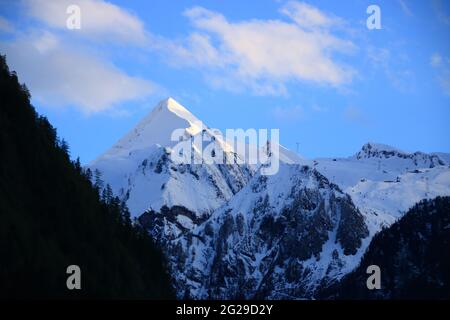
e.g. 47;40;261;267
0;55;174;299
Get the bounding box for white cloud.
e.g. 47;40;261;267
163;3;356;95
279;1;343;29
438;73;450;96
272;106;305;122
343;106;368;125
0;1;160;114
367;46;415;92
0;16;14;33
430;52;450;96
397;0;413;17
311;104;328;112
433;0;450;25
24;0;148;45
367;46;390;66
0;31;156;113
3;1;359;111
430;53;443;67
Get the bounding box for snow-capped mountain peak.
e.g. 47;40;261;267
355;142;446;167
98;97;203;161
355;142;405;159
157;97;203;136
88;98;450;300
313;142;450;236
89;98;254;218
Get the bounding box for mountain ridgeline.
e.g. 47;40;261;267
2;50;449;300
139;163;370;299
319;196;450;299
88;86;450;298
0;55;173;299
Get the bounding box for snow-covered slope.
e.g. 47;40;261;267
89;98;253;218
312;142;450;234
137;140;450;299
312;142;447;189
348;166;450;232
102;97;211;156
140;160;369;299
90;99;450;300
432;152;450;164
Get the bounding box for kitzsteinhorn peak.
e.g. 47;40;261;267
93;98;204;160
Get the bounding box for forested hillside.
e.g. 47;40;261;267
0;55;173;299
320;196;450;299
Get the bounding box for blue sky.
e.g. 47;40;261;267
0;0;449;163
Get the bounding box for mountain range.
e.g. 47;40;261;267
89;97;450;299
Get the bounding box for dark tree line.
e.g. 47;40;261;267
319;196;450;299
0;55;174;299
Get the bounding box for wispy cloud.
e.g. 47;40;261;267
430;53;443;67
343;105;369;125
162;2;356;95
311;104;328;113
397;0;413;17
271;106;305;122
0;1;376;112
432;0;450;25
279;1;344;29
0;30;157;113
430;53;450;96
0;0;159;114
367;46;415;92
24;0;148;45
0;16;14;33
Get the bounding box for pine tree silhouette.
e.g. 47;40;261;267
0;54;174;299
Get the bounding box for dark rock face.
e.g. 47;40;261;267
336;196;369;255
319;196;450;300
356;143;446;168
139;205;208;237
140;164;370;299
154;150;169;173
